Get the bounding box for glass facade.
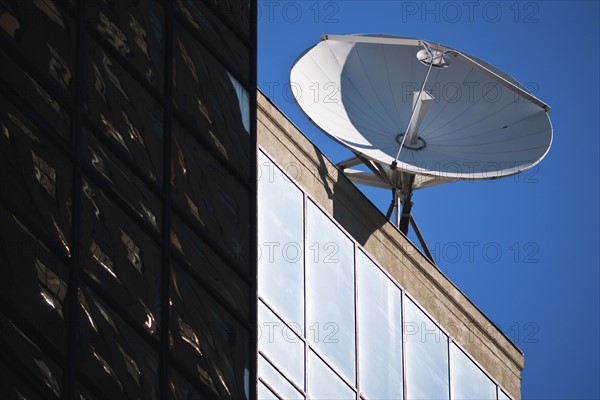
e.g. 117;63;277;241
0;0;255;399
257;149;512;400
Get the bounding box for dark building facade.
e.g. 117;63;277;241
0;0;256;399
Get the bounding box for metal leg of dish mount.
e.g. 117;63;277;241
398;174;415;235
353;152;394;187
336;155;362;170
386;189;396;220
399;195;413;234
394;190;399;228
410;215;436;265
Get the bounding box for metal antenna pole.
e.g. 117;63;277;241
399;174;415;235
399;193;413;235
385;188;396;220
395;189;401;228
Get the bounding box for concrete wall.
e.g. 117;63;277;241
257;91;524;399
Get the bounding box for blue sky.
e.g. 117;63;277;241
258;1;599;398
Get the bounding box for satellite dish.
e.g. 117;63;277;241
290;34;552;259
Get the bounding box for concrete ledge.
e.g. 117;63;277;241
257;91;524;399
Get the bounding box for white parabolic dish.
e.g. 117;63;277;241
290;34;553;180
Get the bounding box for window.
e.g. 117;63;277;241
450;343;496;400
258;152;304;328
405;298;450;400
306;200;355;383
357;250;403;399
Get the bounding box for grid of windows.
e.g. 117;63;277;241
0;0;255;399
257;149;512;400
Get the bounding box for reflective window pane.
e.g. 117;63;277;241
0;358;60;400
86;0;165;91
175;0;250;83
173;24;250;176
0;313;63;398
172;122;249;273
0;50;70;141
498;388;511;400
77;382;101;400
81;177;161;337
0;94;72;256
357;251;403;399
258;151;304;329
306;200;355;383
227;71;250;134
85;35;164;183
169;367;209;400
171;214;249;319
77;285;160;399
258;381;278;400
404;298;449;400
0;0;75;97
205;0;250;37
0;205;69;354
450;343;496;400
307;350;354;400
170;262;249;400
258;301;304;389
258;354;303;400
86;129;162;232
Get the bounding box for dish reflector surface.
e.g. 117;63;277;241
290;35;552;180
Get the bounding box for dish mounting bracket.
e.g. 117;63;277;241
338;154;436;265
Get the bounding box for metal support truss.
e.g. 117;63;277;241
337;156;436;266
